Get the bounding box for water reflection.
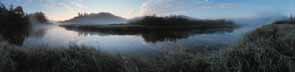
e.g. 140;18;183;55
23;25;81;48
64;27;234;43
23;24;244;54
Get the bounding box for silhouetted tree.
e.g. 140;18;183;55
0;3;31;45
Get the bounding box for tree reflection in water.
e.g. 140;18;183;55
64;27;234;43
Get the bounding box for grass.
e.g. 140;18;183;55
222;24;295;72
0;41;215;72
0;43;124;72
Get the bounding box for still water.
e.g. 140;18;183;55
22;24;257;54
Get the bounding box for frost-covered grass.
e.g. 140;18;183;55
222;24;295;72
0;43;124;72
0;42;214;72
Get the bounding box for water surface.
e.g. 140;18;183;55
22;24;258;55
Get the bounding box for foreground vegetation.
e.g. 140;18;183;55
0;41;216;72
0;43;124;72
223;24;295;72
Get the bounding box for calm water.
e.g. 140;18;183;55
22;24;258;54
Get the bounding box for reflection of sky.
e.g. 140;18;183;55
1;0;294;20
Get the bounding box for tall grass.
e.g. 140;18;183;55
223;24;295;72
0;41;215;72
0;43;124;72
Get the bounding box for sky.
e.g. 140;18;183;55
1;0;294;21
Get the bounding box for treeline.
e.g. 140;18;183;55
0;3;31;45
273;16;295;24
129;15;235;26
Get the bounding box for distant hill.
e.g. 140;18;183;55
62;12;127;25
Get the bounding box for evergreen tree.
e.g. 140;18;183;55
0;3;31;45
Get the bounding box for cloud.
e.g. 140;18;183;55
139;0;240;16
25;0;91;20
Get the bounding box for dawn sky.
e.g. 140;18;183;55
1;0;294;21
